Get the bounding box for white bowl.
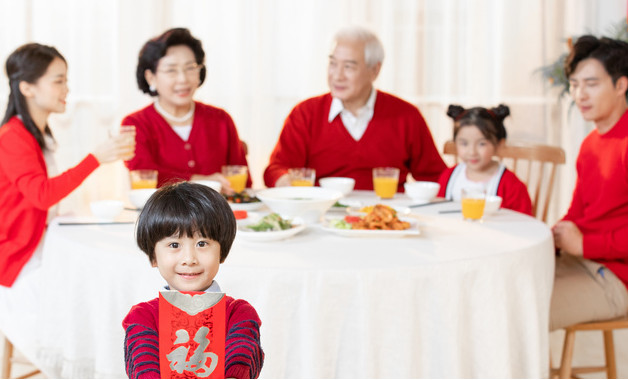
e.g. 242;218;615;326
129;189;157;209
318;177;355;196
256;186;343;223
90;200;124;221
404;181;440;202
191;180;222;193
484;195;503;215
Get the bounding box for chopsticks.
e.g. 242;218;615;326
58;221;136;226
408;200;452;208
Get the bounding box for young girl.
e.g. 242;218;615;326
123;182;263;379
437;104;532;215
0;43;135;287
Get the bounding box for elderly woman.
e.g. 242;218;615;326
122;28;250;192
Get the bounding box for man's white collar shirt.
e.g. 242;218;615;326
328;87;377;141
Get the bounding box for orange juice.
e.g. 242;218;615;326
462;198;486;220
288;168;315;187
373;177;398;198
131;179;157;189
290;179;313;187
227;173;247;193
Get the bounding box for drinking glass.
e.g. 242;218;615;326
111;125;136;161
222;165;248;193
130;169;158;189
372;167;400;199
461;188;486;221
288;168;316;187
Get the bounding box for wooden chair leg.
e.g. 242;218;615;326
603;330;617;379
16;369;41;379
559;329;576;378
2;337;13;379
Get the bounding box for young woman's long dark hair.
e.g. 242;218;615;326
2;43;66;150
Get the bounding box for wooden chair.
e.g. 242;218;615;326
552;317;628;378
2;336;41;379
443;140;566;222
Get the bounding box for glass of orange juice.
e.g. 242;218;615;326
130;169;158;189
461;188;486;221
222;165;248;193
372;167;399;199
119;125;136;161
288;168;316;186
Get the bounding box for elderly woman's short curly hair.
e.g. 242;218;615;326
136;28;206;96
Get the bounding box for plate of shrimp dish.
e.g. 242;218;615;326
323;204;419;238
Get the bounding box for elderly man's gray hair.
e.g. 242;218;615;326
333;26;385;68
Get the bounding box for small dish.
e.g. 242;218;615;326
319;177;355;196
404;181;440;202
129;189;157;209
229;201;265;211
191;180;222;193
484;195;503;215
90;200;124;221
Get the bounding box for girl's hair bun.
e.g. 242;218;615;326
491;104;510;122
446;104;466;120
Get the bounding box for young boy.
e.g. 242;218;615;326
550;35;628;330
123;182;264;378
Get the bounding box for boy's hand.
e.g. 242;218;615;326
552;221;583;256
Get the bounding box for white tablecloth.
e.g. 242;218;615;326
30;193;554;378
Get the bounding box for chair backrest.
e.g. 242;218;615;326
443;140;566;223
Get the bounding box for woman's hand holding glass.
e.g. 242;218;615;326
93;126;136;164
190;173;234;195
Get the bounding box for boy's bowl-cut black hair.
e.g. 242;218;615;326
136;181;236;264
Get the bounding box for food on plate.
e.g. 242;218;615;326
223;192;260;204
233;210;248;220
359;205;375;213
333;204;410;230
330;219;351;229
246;213;294;232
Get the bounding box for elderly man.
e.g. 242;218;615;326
263;27;446;190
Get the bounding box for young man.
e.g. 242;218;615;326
263;26;446;190
550;35;628;330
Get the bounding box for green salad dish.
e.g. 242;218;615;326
246;213;294;232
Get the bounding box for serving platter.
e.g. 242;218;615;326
322;217;419;238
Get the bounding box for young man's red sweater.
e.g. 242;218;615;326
563;110;628;288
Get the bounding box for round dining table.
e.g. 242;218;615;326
30;191;554;378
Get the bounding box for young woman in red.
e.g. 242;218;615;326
0;43;135;287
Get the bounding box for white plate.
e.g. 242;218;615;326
330;199;362;209
237;223;306;242
346;205;411;216
229;201;264;211
322;217;419;238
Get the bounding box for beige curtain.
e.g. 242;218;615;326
0;0;625;224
